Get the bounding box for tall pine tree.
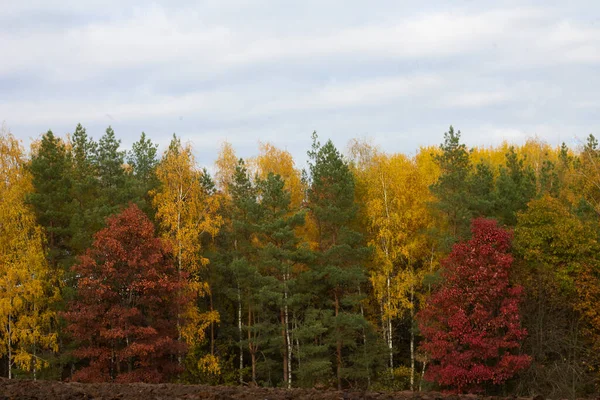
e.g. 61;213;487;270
304;132;376;389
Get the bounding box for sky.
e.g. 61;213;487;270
1;1;599;168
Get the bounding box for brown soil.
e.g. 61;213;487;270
0;379;533;400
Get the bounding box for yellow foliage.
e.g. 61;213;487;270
153;140;222;274
197;353;221;375
254;142;304;209
354;148;436;323
0;128;60;375
152;138;223;367
214;141;238;196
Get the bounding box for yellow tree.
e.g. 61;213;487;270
253;142;304;209
152;135;222;374
0;128;59;379
215;141;238;196
353;144;437;389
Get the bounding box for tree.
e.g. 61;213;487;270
494;147;536;226
68;123;102;257
253;172;311;387
575;134;600;215
95;126;126;209
227;159;261;385
64;204;185;383
430;126;472;241
215;142;238;196
353;149;434;389
126;132;160;216
513;195;597;397
152;135;222;373
0;129;59;379
254;143;304;209
467;161;496;218
418;219;530;393
28;130;73;270
305;132;376;389
128;132;158;182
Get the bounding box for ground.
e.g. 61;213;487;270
0;379;538;400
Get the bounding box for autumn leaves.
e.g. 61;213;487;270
0;131;59;379
2;122;600;396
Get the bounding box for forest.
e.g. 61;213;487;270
1;123;600;398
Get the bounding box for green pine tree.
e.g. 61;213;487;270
494;147;536;226
253;172;312;387
95;126;126;209
430;126;472;241
126;132;160;216
28;130;74;270
68;123;102;256
304;132;377;390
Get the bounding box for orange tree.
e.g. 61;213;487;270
64;204;186;383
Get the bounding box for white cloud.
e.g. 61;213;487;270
1;1;599;163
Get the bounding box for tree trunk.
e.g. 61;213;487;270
251;352;257;384
387;274;393;372
284;270;292;388
33;335;37;381
176;192;183;365
281;309;289;386
248;305;257;384
359;286;370;388
334;291;342;390
294;315;300;371
419;360;427;392
238;285;243;384
381;172;394;374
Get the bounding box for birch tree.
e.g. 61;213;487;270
152;135;222;374
0;129;59;378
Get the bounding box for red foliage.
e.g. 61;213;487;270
417;218;531;393
64;204;187;383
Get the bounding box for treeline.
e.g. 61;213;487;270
1;124;600;397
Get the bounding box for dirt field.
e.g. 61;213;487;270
0;379;536;400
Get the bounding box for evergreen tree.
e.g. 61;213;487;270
95;126;126;209
28;130;73;270
467;161;495;218
127;132;159;216
253;173;311;387
305;132;376;389
430;126;472;241
68;124;102;256
494;147;536;226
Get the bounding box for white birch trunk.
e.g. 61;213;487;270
238;285;243;384
284;270;292;388
387;274;393;371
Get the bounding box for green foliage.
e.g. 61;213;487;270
126;132;160;216
28;130;74;270
305;132;378;389
10;124;600;395
494;147;536;226
467;161;495;218
96;126;126;207
430;126;472;241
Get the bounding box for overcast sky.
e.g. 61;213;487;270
2;1;599;168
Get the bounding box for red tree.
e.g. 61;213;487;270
64;204;187;383
417;218;530;393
